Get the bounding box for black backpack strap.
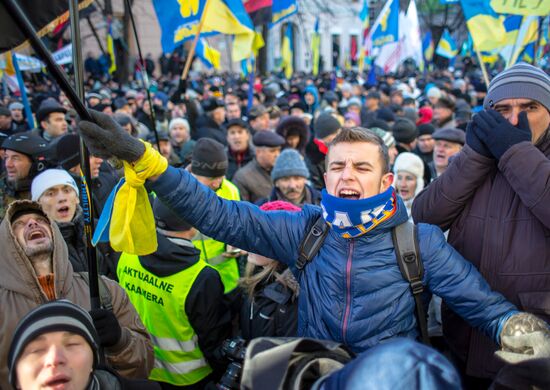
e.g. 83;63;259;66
392;221;430;345
78;272;114;311
296;216;329;270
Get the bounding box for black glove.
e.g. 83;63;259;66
79;109;145;162
473;109;531;160
90;308;122;348
465;120;492;158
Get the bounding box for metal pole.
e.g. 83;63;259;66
69;0;102;312
124;0;160;150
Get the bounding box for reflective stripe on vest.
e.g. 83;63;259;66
192;178;241;293
117;253;212;386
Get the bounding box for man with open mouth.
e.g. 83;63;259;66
0;200;154;388
79;111;550;384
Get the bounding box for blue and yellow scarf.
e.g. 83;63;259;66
321;187;397;239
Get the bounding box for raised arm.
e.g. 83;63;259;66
412;144;496;230
149;165;312;265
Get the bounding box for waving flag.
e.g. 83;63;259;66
107;17;116;74
281;23;293;79
243;0;272;26
436;29;458;59
423;31;434;63
358;0;370;71
271;0;297;27
460;0;506;51
367;0;399;49
195;39;220;69
153;0;255;61
311;18;320;75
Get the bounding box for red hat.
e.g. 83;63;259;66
417;106;433;125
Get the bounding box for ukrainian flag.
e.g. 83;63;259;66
460;0;506;51
153;0;255;61
311;18;320;76
107;18;116;74
281;23;293;79
271;0;297;27
423;31;434;63
195;39;220;69
500;16;539;67
369;0;399;48
435;29;458;59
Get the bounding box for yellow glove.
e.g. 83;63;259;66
110;141;168;255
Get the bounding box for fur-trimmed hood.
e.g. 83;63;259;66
275;115;310;154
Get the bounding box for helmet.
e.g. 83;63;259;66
2;132;50;176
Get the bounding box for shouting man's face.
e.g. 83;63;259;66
12;212;54;259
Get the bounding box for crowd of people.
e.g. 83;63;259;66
0;55;549;390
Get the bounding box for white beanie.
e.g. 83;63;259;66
393;152;425;197
32;169;79;201
169;118;190;131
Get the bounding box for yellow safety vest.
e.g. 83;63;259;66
117;253;212;386
193;178;241;293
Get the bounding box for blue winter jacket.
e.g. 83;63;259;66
150;166;517;353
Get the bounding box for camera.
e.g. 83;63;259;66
217;338;247;390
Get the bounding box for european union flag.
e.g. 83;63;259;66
369;0;399;48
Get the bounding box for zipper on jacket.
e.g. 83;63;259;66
342;240;354;343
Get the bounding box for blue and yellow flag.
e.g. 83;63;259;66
422;31;434;63
311;18;320;76
107;18;116;74
195;39;221;69
460;0;506;51
436;29;458;59
153;0;255;61
369;0;399;48
271;0;297;27
281;23;293;79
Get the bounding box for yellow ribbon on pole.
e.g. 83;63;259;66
109;141;168;255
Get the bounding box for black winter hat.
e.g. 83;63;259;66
276;116;308;138
417;123;435;137
36;98;67;124
47;133;80;170
202;98;224;112
226;118;249;131
314;113;341;139
8;300;101;388
365;119;390;132
433;128;465;145
0;106;11;117
376;107;396;123
252;131;286;147
191;138;228;177
392;118;418;144
153;197;193;232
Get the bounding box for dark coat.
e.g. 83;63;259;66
194;115;227;146
226;146;254;181
412;140;550;378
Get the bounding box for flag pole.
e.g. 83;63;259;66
124;0;160;150
181;0;212;81
474;49;490;86
69;0;102;312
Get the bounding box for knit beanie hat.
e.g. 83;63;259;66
417;123;435;137
31;169;79;201
392;118;418;144
368;127;396;149
191;138;228;177
484;62;550;111
8;300;100;388
153;197;193;232
393;152;425;197
271;149;310;182
314;113;341;139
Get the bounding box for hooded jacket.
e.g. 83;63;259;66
150;166;517;354
0;201;154;389
412;138;550;378
126;232;232;378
